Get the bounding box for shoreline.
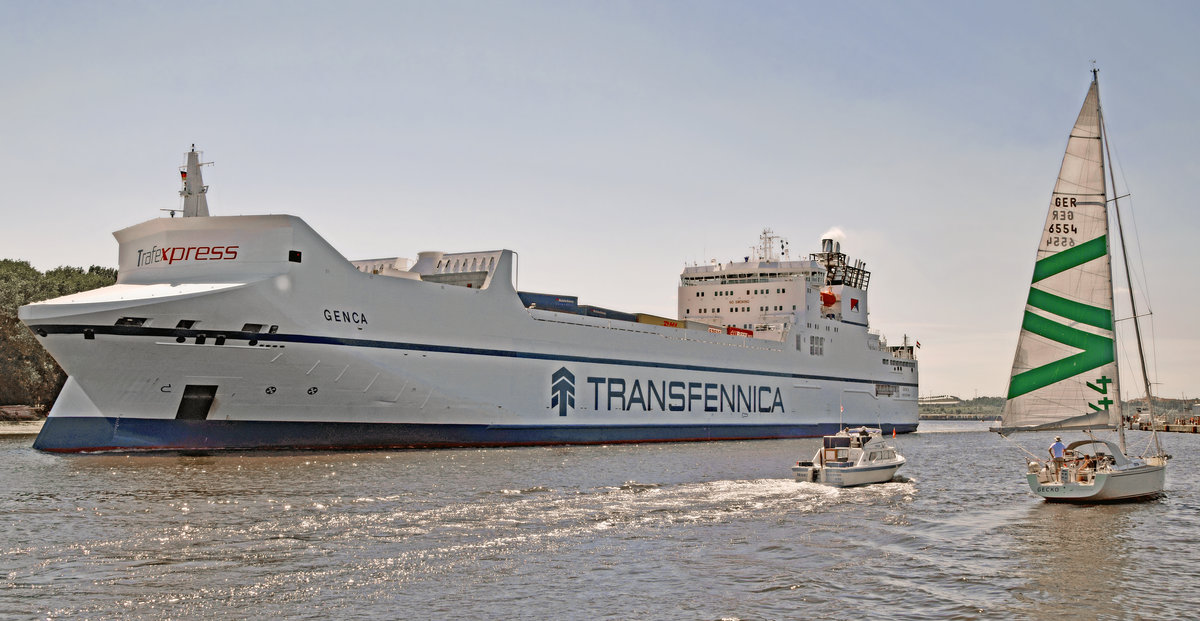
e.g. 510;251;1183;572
919;415;1000;421
0;420;44;435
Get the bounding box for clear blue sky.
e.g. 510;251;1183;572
3;1;1197;400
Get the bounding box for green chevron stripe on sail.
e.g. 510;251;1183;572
1032;235;1107;282
1007;311;1114;399
1025;288;1112;330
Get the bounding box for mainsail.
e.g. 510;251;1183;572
999;77;1121;433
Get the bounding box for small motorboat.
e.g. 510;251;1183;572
792;427;905;487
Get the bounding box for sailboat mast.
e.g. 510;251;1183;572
1097;73;1162;457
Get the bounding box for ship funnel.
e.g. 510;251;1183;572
410;251;445;275
821;238;834;254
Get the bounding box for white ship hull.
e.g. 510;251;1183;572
21;213;919;452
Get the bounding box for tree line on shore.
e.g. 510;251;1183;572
919;394;1194;420
919;396;1004;420
0;259;117;411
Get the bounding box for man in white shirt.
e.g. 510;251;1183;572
1049;436;1067;480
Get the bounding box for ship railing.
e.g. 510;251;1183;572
526;309;785;352
681;276;783;286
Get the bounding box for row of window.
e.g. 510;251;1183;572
694;288;789;297
115;317;276;334
686;304;799;315
435;256;496;273
111;317;280;347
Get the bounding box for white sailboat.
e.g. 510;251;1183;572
996;69;1168;503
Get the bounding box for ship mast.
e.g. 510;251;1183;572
180;145;210;217
757;228;786;262
1098;71;1163;458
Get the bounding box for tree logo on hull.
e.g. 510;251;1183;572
551;367;575;416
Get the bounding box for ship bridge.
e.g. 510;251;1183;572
677;230;873;339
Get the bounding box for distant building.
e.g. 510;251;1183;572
918;395;961;406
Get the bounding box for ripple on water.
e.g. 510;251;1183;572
1;427;1199;619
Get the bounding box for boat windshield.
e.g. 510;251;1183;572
1065;439;1131;466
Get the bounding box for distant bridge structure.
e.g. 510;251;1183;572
918;395;962;406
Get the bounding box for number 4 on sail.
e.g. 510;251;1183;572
994;69;1169;503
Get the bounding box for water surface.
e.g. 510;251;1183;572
1;421;1196;619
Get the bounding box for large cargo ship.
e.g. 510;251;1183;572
20;148;919;452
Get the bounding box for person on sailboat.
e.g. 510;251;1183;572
1076;455;1093;482
1049;437;1066;470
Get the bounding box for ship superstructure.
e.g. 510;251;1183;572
679;229;873;337
20;149;918;452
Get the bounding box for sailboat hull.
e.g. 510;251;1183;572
1027;464;1165;503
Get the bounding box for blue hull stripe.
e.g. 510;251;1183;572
824;463;902;473
32;324;919;388
33;416;920;453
